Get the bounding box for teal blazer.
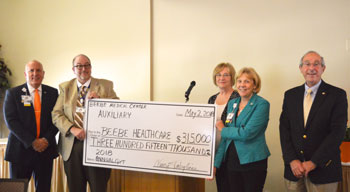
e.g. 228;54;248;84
214;94;271;168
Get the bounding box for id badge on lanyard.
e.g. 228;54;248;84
225;103;237;124
22;95;32;107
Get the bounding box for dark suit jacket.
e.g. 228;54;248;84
3;83;59;165
280;80;348;184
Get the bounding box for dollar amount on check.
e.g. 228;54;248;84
83;99;217;178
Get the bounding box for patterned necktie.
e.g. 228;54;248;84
74;86;88;129
303;89;313;126
34;89;41;138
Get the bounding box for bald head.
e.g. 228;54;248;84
24;60;45;89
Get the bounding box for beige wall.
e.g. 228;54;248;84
1;0;350;191
0;0;151;101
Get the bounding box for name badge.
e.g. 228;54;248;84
76;107;85;113
21;95;32;106
225;103;237;123
225;112;234;123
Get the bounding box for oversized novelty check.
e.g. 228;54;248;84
83;99;217;178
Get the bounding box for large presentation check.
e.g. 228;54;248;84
83;99;217;178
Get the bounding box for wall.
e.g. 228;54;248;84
1;0;350;191
0;0;150;101
0;0;150;137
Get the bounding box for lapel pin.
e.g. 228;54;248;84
250;102;253;106
22;87;27;93
322;92;326;95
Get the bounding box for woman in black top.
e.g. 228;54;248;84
208;63;239;192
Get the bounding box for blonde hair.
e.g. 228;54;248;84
212;62;236;86
236;67;261;93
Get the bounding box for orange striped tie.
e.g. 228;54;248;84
34;89;41;138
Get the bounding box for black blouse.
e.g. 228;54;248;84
208;91;239;122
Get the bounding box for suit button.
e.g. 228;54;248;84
300;151;304;154
303;135;307;139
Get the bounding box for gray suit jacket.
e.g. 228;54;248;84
52;77;118;161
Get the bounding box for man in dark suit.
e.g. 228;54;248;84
280;51;348;192
52;54;119;192
3;60;58;192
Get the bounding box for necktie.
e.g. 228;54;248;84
304;89;313;126
74;86;88;129
34;89;41;138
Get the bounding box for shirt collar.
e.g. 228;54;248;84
26;83;42;94
304;79;322;95
77;78;91;89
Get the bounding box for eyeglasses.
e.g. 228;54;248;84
215;73;231;78
74;64;91;70
302;62;321;68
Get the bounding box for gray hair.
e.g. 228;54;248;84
299;50;325;67
72;54;91;66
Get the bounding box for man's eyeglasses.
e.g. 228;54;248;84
302;62;321;68
74;64;91;70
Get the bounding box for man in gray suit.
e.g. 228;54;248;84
52;54;119;192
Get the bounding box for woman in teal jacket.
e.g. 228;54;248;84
214;67;270;192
